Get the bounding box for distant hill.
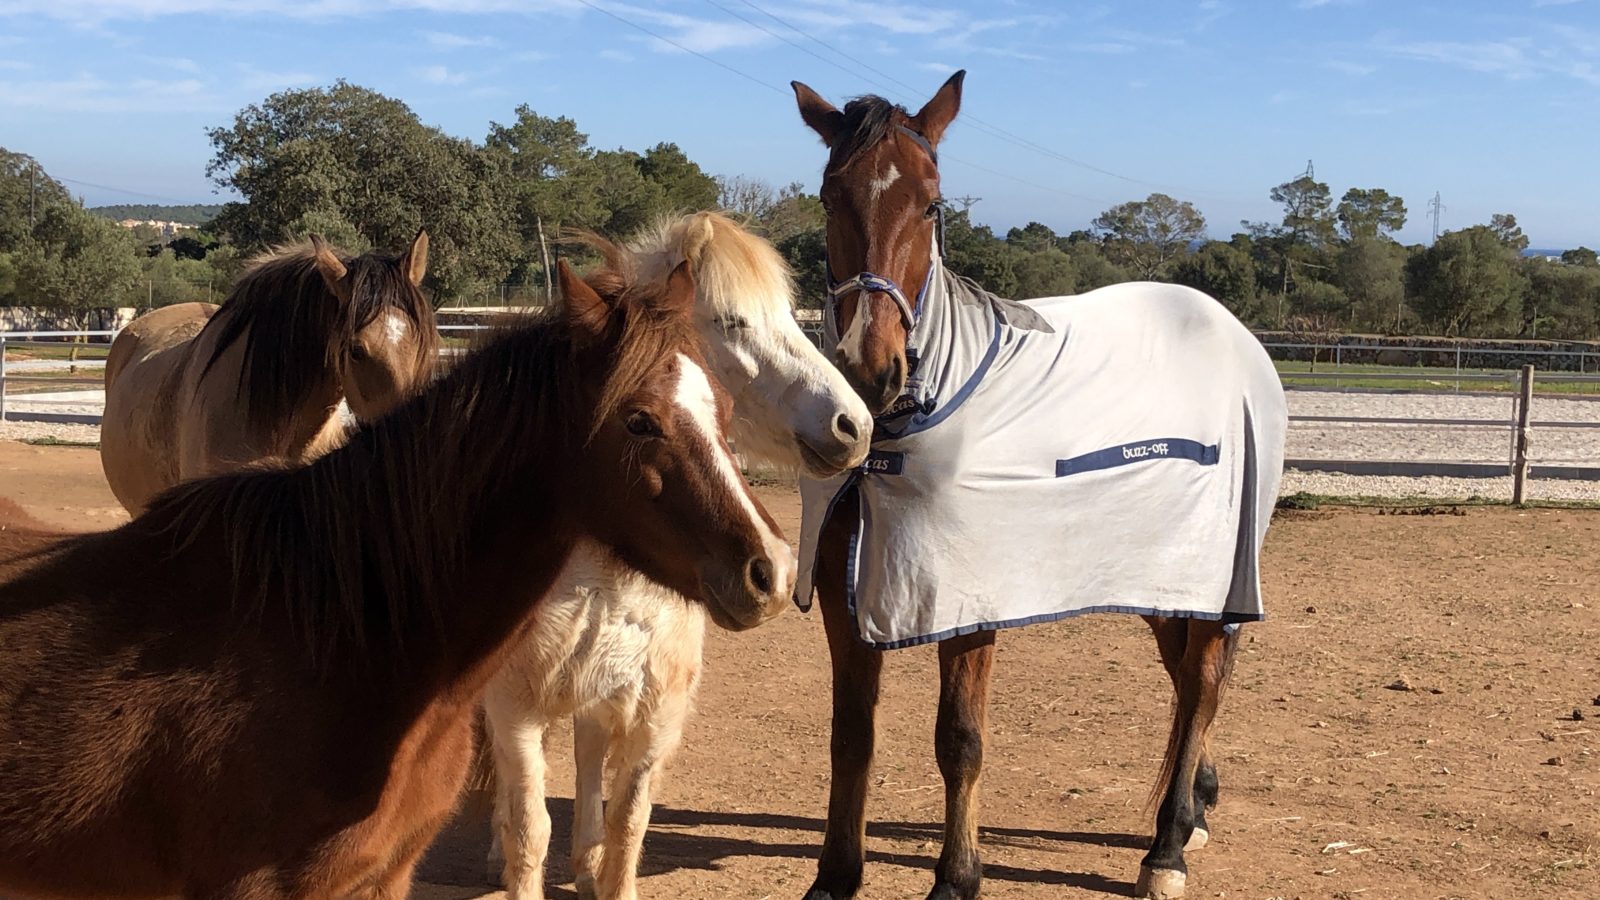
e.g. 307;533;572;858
89;204;224;227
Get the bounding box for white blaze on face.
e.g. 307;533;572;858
672;353;795;588
835;287;874;368
383;311;409;347
868;161;899;205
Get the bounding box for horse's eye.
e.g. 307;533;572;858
625;411;663;438
718;315;750;331
349;344;370;362
924;201;942;220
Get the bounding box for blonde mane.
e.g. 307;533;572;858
622;212;797;324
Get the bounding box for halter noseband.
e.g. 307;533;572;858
824;124;943;334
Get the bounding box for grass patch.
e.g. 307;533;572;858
5;345;111;362
1274;360;1600;395
18;436;100;449
1275;490;1600;511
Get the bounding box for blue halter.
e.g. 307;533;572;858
824;124;945;335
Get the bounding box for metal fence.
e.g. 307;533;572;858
7;328;1600;488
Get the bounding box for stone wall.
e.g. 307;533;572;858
0;307;137;339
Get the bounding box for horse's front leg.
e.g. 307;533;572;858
928;630;996;900
484;698;552;900
805;490;884;900
594;688;691;900
1138;619;1238;900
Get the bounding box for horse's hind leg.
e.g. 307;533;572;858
805;490;884;900
928;630;996;900
1143;615;1219;851
570;713;611;899
1137;619;1239;900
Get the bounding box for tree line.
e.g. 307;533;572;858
2;80;1596;340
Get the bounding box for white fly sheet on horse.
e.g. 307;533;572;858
795;260;1287;649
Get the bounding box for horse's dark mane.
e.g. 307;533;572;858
148;268;694;665
828;94;906;174
198;242;438;438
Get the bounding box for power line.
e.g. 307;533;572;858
51;176;195;204
571;0;788;96
573;0;1110;207
724;0;1234;199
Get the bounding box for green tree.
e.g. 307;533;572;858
1010;245;1077;298
1336;188;1407;241
1337;238;1407;332
1406;226;1527;336
206;81;516;300
1489;213;1530;253
1062;240;1132;291
1287;279;1350;332
1005;221;1059;254
941;208;1017;296
1560;246;1598;268
636;142;718;211
0;148;143;316
1171;241;1260;321
590;149;669;238
1090;193;1206;279
1524;260;1600;339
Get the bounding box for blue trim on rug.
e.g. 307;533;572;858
856;605;1265;651
891;317;1003;440
1055;438;1220;478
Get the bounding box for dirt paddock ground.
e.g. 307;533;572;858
2;440;1597;899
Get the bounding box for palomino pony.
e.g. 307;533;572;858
482;212;872;900
100;231;438;514
0;259;794;900
790;73;1286;900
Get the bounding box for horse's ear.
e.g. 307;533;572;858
792;80;844;147
658;259;697;318
402;228;429;287
557;259;612;342
682;214;714;268
309;235;349;298
909;69;965;147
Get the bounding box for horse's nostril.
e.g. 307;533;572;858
747;557;774;595
834;413;861;442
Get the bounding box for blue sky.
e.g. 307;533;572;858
0;0;1596;248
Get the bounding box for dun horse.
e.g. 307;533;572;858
482;212;871;900
100;231;438;514
0;259;794;900
790;73;1286;900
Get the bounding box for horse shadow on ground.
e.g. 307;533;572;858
417;793;1140;897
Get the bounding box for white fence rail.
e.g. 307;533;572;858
7;329;1600;490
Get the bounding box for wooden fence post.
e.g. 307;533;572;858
1512;364;1535;505
0;336;7;423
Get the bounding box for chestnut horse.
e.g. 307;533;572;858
100;232;438;515
0;258;793;900
791;72;1280;900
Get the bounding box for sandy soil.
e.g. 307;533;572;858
3;440;1598;899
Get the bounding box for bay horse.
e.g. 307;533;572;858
790;72;1286;900
100;231;438;515
0;258;794;900
481;212;871;900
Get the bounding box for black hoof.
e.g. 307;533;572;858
803;886;852;900
926;880;980;900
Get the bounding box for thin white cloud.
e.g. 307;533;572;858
0;0;587;25
514;50;552;62
137;54;200;72
1534;0;1582;7
916;61;956;73
0;73;218;111
422;29;496;48
598;48;633;62
415;63;467;85
237;64;317;90
1324;59;1377;76
0;59;31;70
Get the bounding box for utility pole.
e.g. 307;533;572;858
28;161;37;228
949;195;982;212
1428;192;1444;243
